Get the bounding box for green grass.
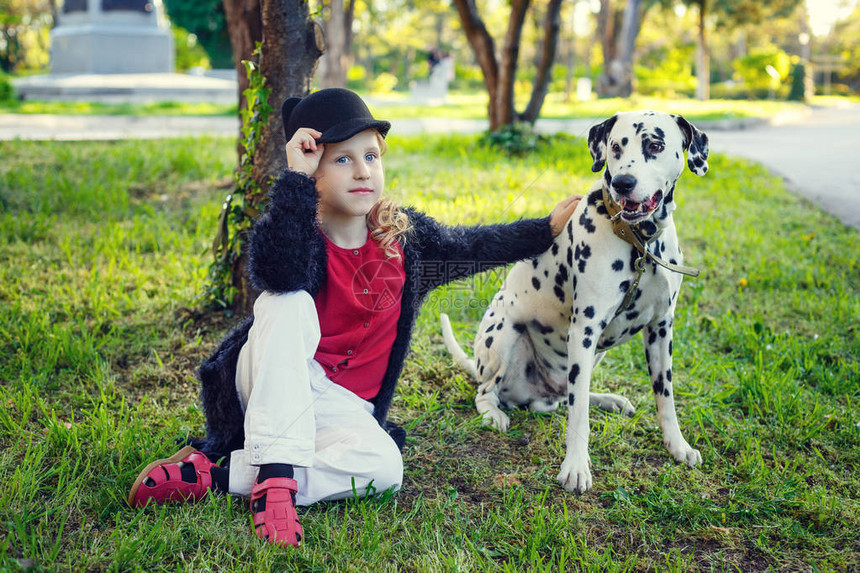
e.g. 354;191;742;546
1;134;858;571
1;90;812;124
0;100;237;116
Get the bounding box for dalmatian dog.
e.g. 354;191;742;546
440;111;709;493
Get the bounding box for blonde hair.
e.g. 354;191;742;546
366;131;411;259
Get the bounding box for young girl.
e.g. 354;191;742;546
128;88;580;548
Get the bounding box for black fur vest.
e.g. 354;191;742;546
192;169;555;461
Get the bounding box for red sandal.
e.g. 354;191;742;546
251;477;303;547
128;445;215;507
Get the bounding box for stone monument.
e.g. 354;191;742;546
51;0;174;74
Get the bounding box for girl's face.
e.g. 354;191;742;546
314;129;385;223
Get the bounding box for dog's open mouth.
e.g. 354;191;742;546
619;190;663;221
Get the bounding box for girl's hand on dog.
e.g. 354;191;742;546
549;194;582;237
286;128;324;175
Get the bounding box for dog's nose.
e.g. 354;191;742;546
611;174;637;196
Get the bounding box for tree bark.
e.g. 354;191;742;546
222;0;263;118
522;0;562;123
452;0;500;128
222;0;324;315
496;0;530;128
253;0;324;190
695;0;710;100
597;0;642;98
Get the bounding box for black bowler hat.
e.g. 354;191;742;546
282;88;391;144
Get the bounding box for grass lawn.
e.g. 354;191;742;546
0;133;858;572
0;91;813;124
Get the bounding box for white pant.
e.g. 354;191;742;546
228;291;403;506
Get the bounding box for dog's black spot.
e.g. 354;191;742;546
669;258;678;266
544;270;549;278
584;306;595;319
551;243;559;256
653;373;664;395
485;336;494;348
666;368;672;382
663;388;671;397
584;326;593;336
554;348;566;357
634;122;643;135
598;337;614;351
542;338;551;347
665;187;674;204
555;267;568;287
532;277;541;291
532;258;539;268
630;324;643;336
496;322;504;331
495;376;502;384
580;243;592;260
513;322;527;334
668;340;673;356
648;328;657;345
640;221;657;236
578;259;587;273
583;338;592;349
525;361;536;378
659;327;667;338
554;285;565;302
587;190;601;206
568;364;580;385
531;320;553;334
655;127;665;139
568;393;575;406
567;247;573;267
579;211;597;234
479;364;485;376
621;137;628;146
485;324;495;334
644;347;650;364
612;259;624;272
625;311;639;321
675;151;680;159
603;169;612;186
567;220;574;240
597;203;608;216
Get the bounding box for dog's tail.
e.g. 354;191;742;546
439;313;478;379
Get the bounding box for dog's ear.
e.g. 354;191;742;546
588;114;618;172
673;114;709;176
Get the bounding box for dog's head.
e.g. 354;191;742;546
588;111;709;224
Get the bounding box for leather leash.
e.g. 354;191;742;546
600;186;699;315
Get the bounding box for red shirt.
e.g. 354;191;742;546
313;233;405;400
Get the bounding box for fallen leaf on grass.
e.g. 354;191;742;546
492;473;522;488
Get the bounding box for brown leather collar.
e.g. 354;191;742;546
601;186;700;278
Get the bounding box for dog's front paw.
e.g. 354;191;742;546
666;439;702;467
481;409;510;432
556;454;592;494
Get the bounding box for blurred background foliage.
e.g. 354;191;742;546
0;0;859;99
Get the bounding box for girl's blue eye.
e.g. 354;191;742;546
365;153;377;162
336;156;349;164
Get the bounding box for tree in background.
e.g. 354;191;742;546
820;5;860;93
0;0;52;73
163;0;234;68
316;0;356;88
453;0;564;130
681;0;803;100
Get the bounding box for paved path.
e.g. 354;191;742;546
1;105;857;230
706;103;860;231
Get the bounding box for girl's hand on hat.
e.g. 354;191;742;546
549;194;582;237
286;128;324;175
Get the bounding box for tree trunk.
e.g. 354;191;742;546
452;0;500;128
695;0;709;101
597;0;641;98
253;0;324;191
222;0;263;120
224;0;324;315
319;0;346;88
521;0;562;123
496;0;530;128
